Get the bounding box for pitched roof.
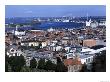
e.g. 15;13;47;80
64;58;81;66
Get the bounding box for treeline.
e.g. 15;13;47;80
5;55;68;72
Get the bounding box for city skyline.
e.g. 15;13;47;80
5;5;106;18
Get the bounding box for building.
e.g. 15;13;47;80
21;40;47;48
15;31;25;36
90;21;98;28
7;48;24;57
64;58;82;72
29;30;45;37
47;45;62;51
96;39;106;46
79;55;94;64
86;19;92;27
99;20;106;26
81;47;94;55
47;27;55;32
14;25;26;36
83;39;96;47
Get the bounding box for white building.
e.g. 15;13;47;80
15;31;25;36
81;47;94;55
90;21;98;28
14;26;25;36
63;20;69;22
65;52;76;59
47;27;55;32
99;21;106;26
80;55;94;64
86;19;92;27
7;48;24;57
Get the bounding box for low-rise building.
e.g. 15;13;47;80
83;39;96;47
79;55;94;64
21;40;47;48
64;58;82;72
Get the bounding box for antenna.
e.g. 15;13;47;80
87;13;88;21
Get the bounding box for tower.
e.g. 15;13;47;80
86;13;92;27
87;13;88;21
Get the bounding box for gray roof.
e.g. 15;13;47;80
80;54;93;59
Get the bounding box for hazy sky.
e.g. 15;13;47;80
5;5;106;18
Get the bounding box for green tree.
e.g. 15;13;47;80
91;50;106;72
37;58;45;69
5;55;9;72
44;60;56;71
30;57;37;69
5;62;9;72
55;62;68;72
55;57;68;72
19;55;26;67
8;55;26;72
20;66;31;72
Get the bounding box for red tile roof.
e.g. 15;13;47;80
64;58;81;66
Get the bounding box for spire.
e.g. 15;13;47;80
87;13;88;21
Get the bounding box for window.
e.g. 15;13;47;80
88;58;90;63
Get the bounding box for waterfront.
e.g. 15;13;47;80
5;5;106;72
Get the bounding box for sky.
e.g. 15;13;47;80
5;5;106;18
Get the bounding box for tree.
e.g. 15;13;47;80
44;60;56;71
55;57;68;72
19;55;26;67
5;62;9;72
20;66;31;72
30;57;37;69
37;58;45;69
80;63;89;72
91;50;106;72
5;55;9;72
56;57;61;63
8;55;26;72
55;62;68;72
92;56;106;72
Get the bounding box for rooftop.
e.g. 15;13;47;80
64;58;81;66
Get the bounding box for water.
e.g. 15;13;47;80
34;22;85;30
5;22;85;31
5;16;105;31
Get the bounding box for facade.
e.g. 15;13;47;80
64;58;82;72
15;31;25;36
99;21;106;26
21;40;47;48
7;48;24;57
83;39;96;47
86;19;92;27
90;21;98;28
48;45;62;51
79;55;94;64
